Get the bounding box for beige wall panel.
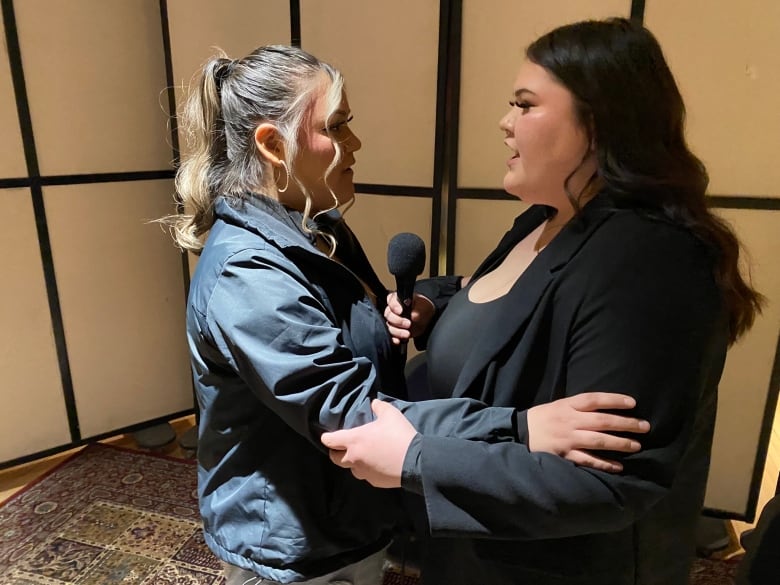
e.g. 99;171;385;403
167;0;289;129
459;0;630;189
453;198;530;275
0;189;69;462
301;0;439;187
14;0;170;175
645;2;780;196
346;194;432;288
704;209;780;514
43;180;191;438
0;10;27;179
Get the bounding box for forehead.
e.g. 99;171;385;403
308;81;350;120
513;60;569;98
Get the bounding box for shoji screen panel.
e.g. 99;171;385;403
0;8;25;179
43;180;191;438
453;199;531;276
300;0;440;188
0;189;70;461
646;0;780;195
14;0;171;175
347;194;433;288
705;210;780;515
3;0;193;465
647;1;780;518
167;0;290;105
458;0;631;190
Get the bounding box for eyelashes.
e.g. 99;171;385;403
509;100;532;111
324;114;354;132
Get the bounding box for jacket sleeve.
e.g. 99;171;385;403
405;218;727;539
203;249;518;448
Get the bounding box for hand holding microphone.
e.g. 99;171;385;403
386;233;427;358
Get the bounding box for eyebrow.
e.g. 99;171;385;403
514;88;537;98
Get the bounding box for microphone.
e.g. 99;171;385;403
387;232;426;323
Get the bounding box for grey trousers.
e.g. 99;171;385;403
222;547;387;585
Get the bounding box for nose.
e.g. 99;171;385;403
347;127;362;153
499;109;513;134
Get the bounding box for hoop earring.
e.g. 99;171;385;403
277;160;290;193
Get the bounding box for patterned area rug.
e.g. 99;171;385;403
0;443;222;584
0;443;742;584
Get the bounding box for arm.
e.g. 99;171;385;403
323;392;649;483
204;252;528;447
203;251;381;441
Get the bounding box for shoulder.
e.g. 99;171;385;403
569;209;718;304
190;221;311;314
585;208;711;269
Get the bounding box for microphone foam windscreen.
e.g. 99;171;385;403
387;233;426;277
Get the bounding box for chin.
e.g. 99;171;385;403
502;180;523;199
333;189;355;208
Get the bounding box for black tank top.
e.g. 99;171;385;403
426;280;512;399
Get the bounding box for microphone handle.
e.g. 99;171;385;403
394;276;415;371
395;277;416;321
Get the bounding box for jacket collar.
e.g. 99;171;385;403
214;193;340;255
214;194;388;302
451;193;617;398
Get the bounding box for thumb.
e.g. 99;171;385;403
371;399;393;418
321;430;347;450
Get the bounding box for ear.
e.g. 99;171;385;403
254;123;285;165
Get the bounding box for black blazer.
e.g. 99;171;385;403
411;195;729;585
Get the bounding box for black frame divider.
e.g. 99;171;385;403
631;0;646;21
440;0;463;276
290;0;301;48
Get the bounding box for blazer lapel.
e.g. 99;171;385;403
450;198;616;398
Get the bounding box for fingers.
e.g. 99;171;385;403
569;392;637;411
386;292;403;315
370;398;398;418
565;450;624;474
575;430;642;453
328;448;347;467
384;305;412;344
320;430;347;450
384;305;411;329
580;412;650;434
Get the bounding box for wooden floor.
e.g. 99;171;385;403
1;409;778;551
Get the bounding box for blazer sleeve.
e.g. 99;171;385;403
407;216;728;539
203;249;517;449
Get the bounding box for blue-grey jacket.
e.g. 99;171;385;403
187;195;518;582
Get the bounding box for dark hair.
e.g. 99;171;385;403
527;17;763;343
